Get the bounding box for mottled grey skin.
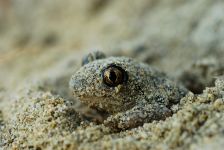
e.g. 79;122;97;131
70;53;188;130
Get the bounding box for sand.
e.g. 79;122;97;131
1;0;224;149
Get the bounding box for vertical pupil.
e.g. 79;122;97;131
109;70;117;83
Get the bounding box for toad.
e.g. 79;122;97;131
70;51;188;130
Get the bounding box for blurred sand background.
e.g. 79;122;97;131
0;0;224;149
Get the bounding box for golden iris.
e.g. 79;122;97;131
102;65;128;87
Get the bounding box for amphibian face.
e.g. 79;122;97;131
70;51;188;130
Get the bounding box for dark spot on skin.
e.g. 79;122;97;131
102;64;128;87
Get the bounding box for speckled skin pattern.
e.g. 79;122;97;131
70;53;188;130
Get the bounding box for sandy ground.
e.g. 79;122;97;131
0;0;224;149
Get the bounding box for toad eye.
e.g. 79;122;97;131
102;65;128;87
